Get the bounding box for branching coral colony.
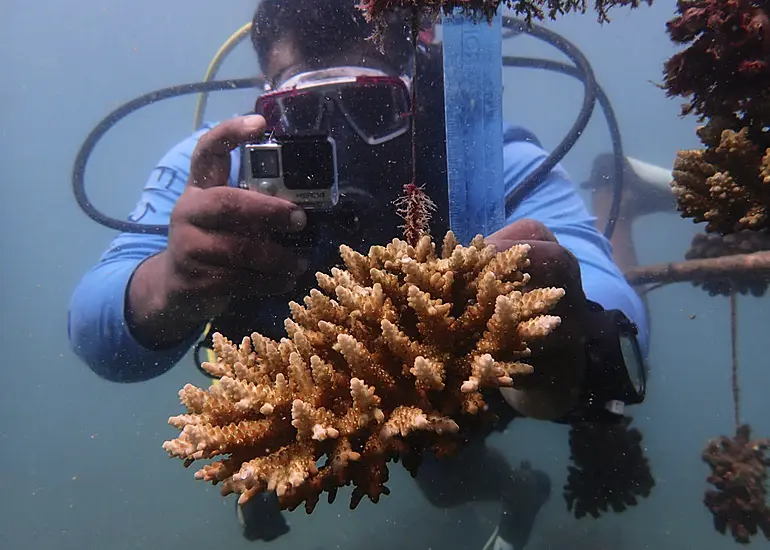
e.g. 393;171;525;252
662;1;770;543
162;181;567;512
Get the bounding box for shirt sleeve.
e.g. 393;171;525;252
503;137;650;358
67;123;241;382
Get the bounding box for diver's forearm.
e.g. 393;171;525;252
591;188;640;272
126;253;207;349
607;221;640;274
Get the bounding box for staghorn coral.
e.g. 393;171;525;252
563;417;655;519
670;116;770;233
162;231;566;513
702;424;770;544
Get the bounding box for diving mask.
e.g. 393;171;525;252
255;66;412;146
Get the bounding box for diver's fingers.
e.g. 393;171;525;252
189;115;268;190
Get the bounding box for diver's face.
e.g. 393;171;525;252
262;39;413;247
262;38;412;188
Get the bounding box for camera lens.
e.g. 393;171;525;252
249;149;280;179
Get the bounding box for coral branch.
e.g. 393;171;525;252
162;231;566;513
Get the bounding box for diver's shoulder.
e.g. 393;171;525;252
502;121;543;149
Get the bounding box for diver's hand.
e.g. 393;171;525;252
485;219;590;420
126;115;308;349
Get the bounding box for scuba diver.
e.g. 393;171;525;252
67;0;654;548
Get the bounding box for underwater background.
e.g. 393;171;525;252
1;0;768;548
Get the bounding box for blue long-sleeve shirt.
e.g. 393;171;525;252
68;121;649;382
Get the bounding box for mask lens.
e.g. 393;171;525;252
256;72;412;144
338;80;410;143
256;90;325;133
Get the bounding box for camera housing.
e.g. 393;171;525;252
239;133;339;210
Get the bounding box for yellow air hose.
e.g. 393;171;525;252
191;22;254;383
193;22;253;130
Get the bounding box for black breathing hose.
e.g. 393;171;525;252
71;78;261;235
501;16;624;239
503;55;625;239
71;17;624;239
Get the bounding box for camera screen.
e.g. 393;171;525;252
248;148;280;179
279;136;335;190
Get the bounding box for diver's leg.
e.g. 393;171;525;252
235;492;290;541
589;154;659;339
494;462;551;550
414;440;511;507
415;444;551;550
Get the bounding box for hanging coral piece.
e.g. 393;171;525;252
670;116;770;234
702;424;770;544
394;182;437;247
663;1;770;234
